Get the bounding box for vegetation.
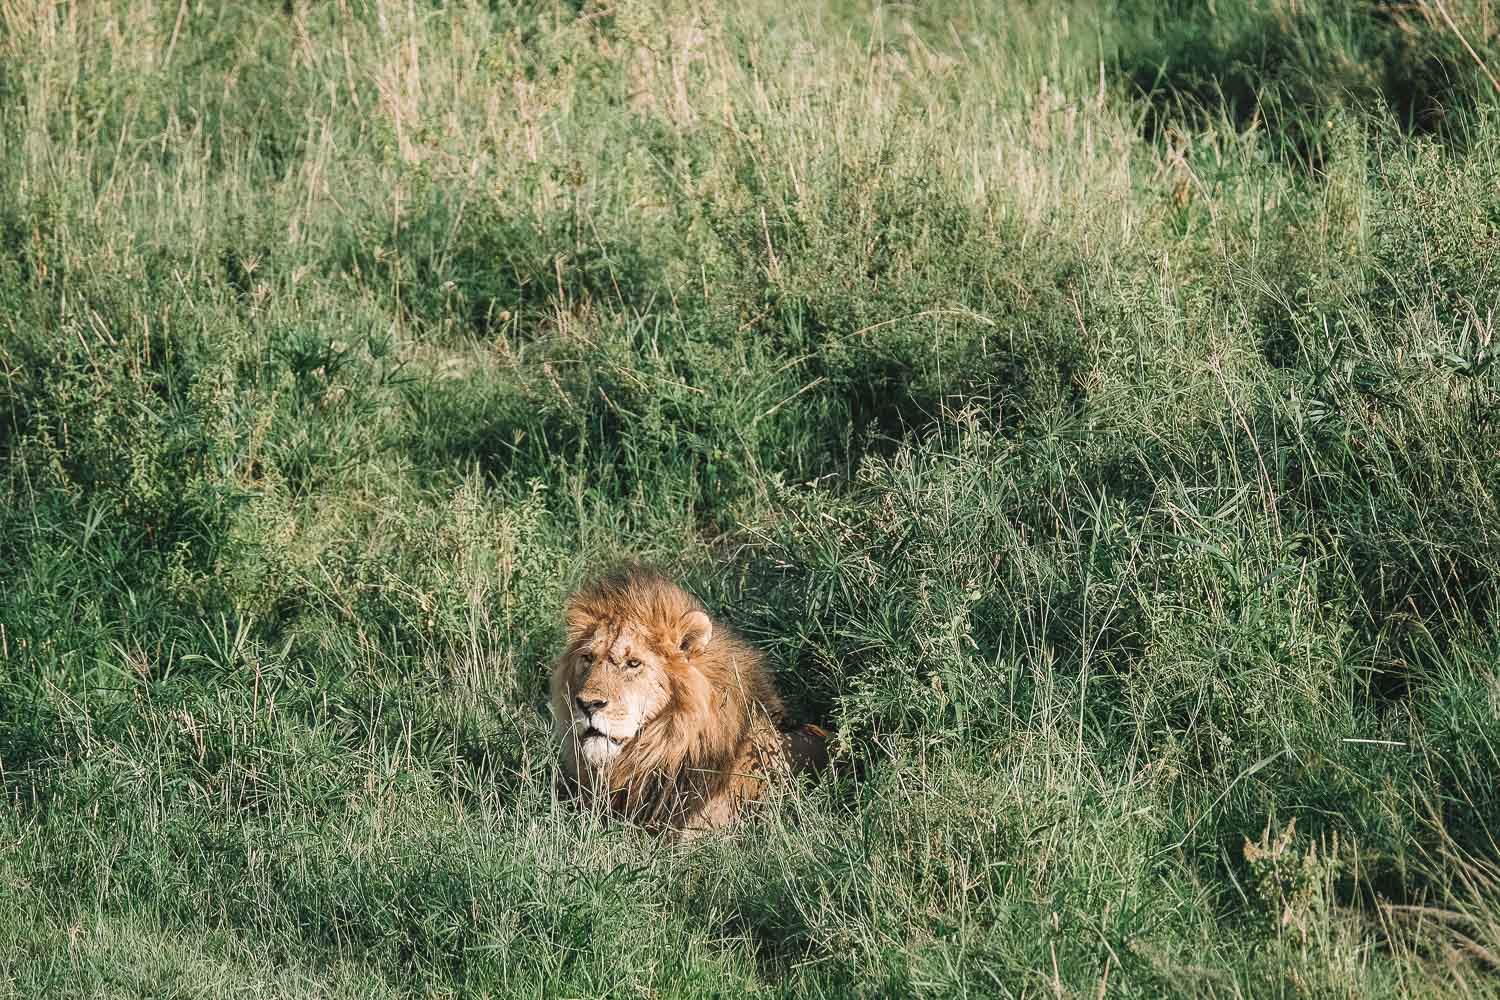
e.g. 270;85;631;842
3;0;1500;995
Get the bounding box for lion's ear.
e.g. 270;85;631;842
679;610;713;655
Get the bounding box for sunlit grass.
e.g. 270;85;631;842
2;0;1499;996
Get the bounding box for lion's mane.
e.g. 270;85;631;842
552;569;789;831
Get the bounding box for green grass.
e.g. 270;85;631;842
3;0;1500;995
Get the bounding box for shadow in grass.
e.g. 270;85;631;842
687;843;868;987
1118;0;1498;164
337;195;667;340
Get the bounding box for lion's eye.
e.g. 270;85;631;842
579;651;594;664
625;658;642;670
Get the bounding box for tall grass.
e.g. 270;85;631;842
2;0;1499;995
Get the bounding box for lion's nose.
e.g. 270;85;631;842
575;695;608;715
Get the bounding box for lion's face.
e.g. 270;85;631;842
562;622;675;770
553;571;789;832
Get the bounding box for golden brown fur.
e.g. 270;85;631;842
549;568;826;834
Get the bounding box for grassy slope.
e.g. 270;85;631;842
2;0;1499;996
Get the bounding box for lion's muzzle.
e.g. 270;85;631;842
571;699;639;770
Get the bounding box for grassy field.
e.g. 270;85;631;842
3;0;1500;995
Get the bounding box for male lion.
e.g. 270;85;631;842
550;568;829;835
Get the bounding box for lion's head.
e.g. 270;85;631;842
559;610;709;770
549;569;785;828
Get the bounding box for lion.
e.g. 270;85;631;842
549;568;829;835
